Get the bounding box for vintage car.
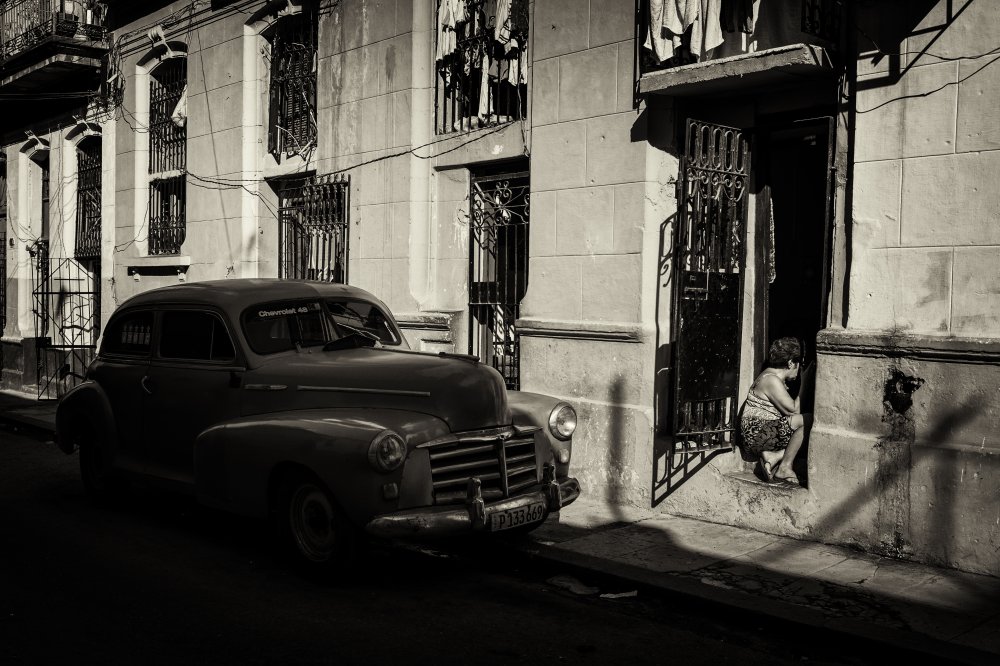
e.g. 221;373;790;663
56;279;580;566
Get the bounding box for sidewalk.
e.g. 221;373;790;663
2;389;998;663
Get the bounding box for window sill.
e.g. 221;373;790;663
639;43;835;97
127;255;191;276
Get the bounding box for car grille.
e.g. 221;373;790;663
428;430;539;505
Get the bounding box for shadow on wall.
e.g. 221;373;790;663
606;377;627;522
855;0;971;91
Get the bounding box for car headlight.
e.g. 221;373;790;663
547;402;577;441
368;431;406;473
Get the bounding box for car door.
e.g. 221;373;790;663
89;308;154;474
140;308;243;486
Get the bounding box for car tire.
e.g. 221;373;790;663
276;471;359;573
76;421;128;502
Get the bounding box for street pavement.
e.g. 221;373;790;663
2;388;999;664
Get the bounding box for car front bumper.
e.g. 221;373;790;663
365;475;581;538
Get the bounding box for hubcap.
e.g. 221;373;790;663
289;483;336;563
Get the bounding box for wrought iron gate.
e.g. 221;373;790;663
277;174;350;282
31;247;100;400
670;119;750;452
469;169;529;390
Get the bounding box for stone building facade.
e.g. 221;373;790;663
1;0;997;576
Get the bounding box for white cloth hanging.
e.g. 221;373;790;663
171;85;187;128
644;0;726;63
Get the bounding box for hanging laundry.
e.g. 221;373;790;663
644;0;699;63
721;0;754;33
171;84;187;128
689;0;724;60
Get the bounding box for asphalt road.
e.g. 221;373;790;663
0;422;878;666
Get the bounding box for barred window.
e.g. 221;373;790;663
435;0;529;134
275;174;349;283
268;6;318;160
75;137;101;259
149;57;187;255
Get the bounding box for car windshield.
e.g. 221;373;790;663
242;298;401;354
325;299;401;345
242;300;331;354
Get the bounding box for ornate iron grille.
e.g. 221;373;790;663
0;0;107;63
268;6;317;160
277;174;349;282
149;57;186;174
75;137;101;259
32;253;99;400
435;0;528;135
671;119;750;453
469;169;528;390
148;176;185;255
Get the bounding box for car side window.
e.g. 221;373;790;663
159;310;236;362
325;300;401;345
102;311;153;357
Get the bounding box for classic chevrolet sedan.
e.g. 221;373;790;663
56;279;580;566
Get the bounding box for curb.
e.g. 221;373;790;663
517;541;997;666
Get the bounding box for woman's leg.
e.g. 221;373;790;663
775;413;812;480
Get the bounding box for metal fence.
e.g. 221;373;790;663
434;0;528;134
468;168;529;390
277;174;350;282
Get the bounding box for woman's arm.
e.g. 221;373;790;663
759;374;798;416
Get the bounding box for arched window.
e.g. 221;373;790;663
75;136;102;259
267;3;317;160
148;57;187;255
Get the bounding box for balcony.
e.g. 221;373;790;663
0;0;107;93
639;0;842;97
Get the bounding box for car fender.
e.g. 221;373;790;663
507;390;574;479
54;381;118;456
194;408;451;525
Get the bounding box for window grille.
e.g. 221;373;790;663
149;176;186;255
40;155;50;239
149;58;186;174
75;138;101;259
468;168;529;390
149;57;186;255
276;174;350;282
268;6;318;160
435;0;529;135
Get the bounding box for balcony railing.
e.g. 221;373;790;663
0;0;106;64
640;0;841;75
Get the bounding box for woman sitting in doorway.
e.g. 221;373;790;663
739;337;813;486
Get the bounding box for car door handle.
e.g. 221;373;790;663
141;375;153;395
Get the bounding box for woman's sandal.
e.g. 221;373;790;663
758;458;776;483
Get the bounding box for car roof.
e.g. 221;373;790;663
117;279;383;316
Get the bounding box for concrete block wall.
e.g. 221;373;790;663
850;0;1000;337
522;0;656;503
320;0;419;315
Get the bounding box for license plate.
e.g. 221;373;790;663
490;502;546;532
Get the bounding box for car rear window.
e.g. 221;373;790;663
102;310;153;357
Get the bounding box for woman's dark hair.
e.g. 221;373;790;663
765;337;802;368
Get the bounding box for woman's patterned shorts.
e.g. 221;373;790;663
740;416;794;456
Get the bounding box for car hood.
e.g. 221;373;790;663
242;347;511;433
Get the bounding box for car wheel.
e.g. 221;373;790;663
76;422;127;502
277;472;359;571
